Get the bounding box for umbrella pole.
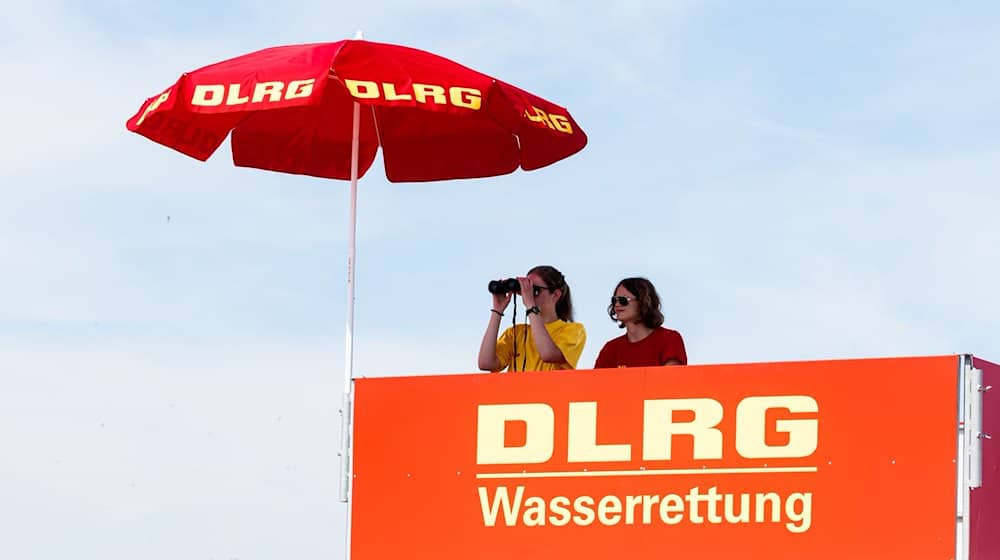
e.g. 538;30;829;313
339;101;361;504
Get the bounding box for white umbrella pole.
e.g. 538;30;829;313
339;100;361;504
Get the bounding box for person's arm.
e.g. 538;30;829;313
478;290;512;371
527;312;566;363
516;277;565;363
661;329;687;366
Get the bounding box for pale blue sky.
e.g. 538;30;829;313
2;1;998;558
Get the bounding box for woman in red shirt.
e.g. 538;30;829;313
594;277;686;369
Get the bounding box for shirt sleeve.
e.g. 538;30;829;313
551;323;586;368
663;330;688;365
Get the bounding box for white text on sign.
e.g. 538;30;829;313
476;396;819;465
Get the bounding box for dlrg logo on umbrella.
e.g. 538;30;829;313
341;78;576;135
342;78;483;110
191;79;317;107
525;106;574;134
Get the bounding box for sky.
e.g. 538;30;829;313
2;1;999;558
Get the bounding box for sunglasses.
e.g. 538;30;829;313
611;295;636;306
532;285;553;297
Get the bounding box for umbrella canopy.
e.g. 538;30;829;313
126;39;587;182
126;38;587;505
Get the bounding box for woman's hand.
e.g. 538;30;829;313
492;283;513;313
517;276;536;307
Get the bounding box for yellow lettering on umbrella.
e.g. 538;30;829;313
286;79;316;100
191;84;225;106
550;114;573;133
344;79;379;99
251;81;285;103
413;83;446;105
226;83;250;105
450;87;482;110
136;91;170;126
525;106;573;134
382;83;413;101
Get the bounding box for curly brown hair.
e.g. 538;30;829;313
607;277;664;329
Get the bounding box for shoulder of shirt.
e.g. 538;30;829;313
548;320;586;334
503;324;531;335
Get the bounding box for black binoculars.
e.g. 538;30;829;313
487;278;521;294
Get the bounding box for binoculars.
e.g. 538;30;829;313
487;278;521;294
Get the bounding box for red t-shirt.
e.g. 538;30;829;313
594;327;687;369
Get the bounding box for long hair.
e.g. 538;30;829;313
529;265;574;322
608;277;664;329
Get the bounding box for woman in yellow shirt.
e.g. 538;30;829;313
477;265;586;372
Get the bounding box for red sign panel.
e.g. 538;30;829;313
352;356;959;559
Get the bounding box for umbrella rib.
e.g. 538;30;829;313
369;104;383;153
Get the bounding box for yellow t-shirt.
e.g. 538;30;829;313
495;320;586;372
